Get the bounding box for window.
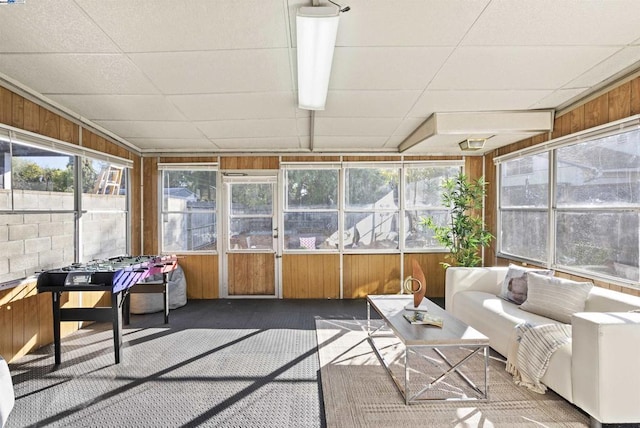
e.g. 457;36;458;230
283;167;338;250
9;142;75;211
555;131;639;281
0;138;76;284
404;163;461;250
498;120;640;285
0;129;132;286
228;179;274;250
161;166;217;252
499;153;549;262
344;166;399;250
80;160;128;262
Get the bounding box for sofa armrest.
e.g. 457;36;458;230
444;267;508;312
572;312;640;425
0;356;14;428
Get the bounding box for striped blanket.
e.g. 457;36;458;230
506;322;572;394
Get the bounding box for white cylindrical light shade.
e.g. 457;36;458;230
296;7;340;110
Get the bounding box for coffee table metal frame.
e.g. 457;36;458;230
366;295;490;404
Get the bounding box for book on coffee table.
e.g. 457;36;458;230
403;311;443;327
404;301;430;313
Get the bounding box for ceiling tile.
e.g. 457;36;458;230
94;121;204;139
0;1;118;53
77;0;288;52
47;95;187;121
408;89;554;117
313;136;389;150
528;88;590;110
391;118;426;138
0;54;157;95
566;47;640;88
213;137;302;150
464;0;640;46
197;118;307;139
314;118;403;136
130;49;293;94
169;92;297;121
130;138;216;151
383;135;406;149
327;0;490;47
316;91;422;118
430;46;620;90
329;47;453;90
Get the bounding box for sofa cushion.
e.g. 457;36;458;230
451;290;564;357
520;273;593;323
498;264;554;305
584;286;640;312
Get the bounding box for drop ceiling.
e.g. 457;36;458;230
1;0;640;156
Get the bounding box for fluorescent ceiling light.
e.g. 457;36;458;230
296;6;340;110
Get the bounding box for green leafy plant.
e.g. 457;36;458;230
422;172;493;268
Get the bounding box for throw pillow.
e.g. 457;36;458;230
519;273;593;324
299;236;316;250
498;264;554;305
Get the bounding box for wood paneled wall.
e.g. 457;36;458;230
220;156;279;170
142;156;159;254
485;75;640;296
281;155;340;162
0;86;141;363
343;254;401;298
178;255;218;299
282;254;340;299
0;87;79;143
403;253;449;298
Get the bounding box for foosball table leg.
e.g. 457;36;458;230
122;292;131;326
111;292;123;364
163;272;169;324
52;292;62;365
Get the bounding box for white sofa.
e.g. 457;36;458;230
0;355;14;428
445;266;640;427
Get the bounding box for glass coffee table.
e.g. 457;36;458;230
367;294;490;404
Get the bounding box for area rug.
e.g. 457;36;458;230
316;318;589;428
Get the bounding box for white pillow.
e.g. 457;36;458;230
520;273;593;324
498;264;554;305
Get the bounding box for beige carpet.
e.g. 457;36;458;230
316;318;589;428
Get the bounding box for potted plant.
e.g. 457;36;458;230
422;172;493;268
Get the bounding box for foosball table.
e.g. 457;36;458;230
36;255;178;365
